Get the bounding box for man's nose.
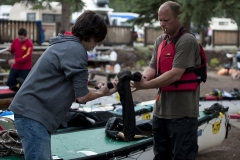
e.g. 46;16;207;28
160;21;165;27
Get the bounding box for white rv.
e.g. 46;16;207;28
209;17;238;30
8;0;114;41
72;0;113;25
109;12;139;26
0;5;12;19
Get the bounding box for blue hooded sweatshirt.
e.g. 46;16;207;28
9;34;89;133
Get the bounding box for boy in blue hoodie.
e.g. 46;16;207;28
9;10;117;160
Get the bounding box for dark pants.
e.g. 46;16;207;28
208;36;211;46
6;68;30;89
153;116;198;160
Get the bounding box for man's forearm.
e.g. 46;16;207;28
145;68;186;89
142;67;156;81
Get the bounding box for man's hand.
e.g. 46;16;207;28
97;79;118;96
130;76;147;92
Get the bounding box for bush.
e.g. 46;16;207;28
210;58;220;67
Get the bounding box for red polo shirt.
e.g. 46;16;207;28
10;38;33;70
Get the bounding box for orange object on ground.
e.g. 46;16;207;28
0;99;12;110
217;68;229;75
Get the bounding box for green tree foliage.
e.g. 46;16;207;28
108;0;136;12
3;0;85;33
217;0;240;28
1;0;16;5
4;0;240;32
109;0;164;26
110;0;240;31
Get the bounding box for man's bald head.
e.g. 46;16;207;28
159;1;181;18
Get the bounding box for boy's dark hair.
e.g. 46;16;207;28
72;10;107;42
18;28;27;36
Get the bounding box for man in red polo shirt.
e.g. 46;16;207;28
6;28;33;91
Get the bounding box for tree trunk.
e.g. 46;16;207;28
60;0;71;34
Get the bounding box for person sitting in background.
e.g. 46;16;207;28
6;28;33;91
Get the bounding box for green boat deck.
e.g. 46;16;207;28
1;106;228;160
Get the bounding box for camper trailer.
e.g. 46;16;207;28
72;0;113;25
9;0;113;42
209;17;238;30
109;12;139;26
0;5;12;19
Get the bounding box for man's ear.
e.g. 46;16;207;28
176;14;181;23
177;14;181;21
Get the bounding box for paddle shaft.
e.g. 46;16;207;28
0;48;9;54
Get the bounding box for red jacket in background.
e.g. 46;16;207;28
10;38;33;70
